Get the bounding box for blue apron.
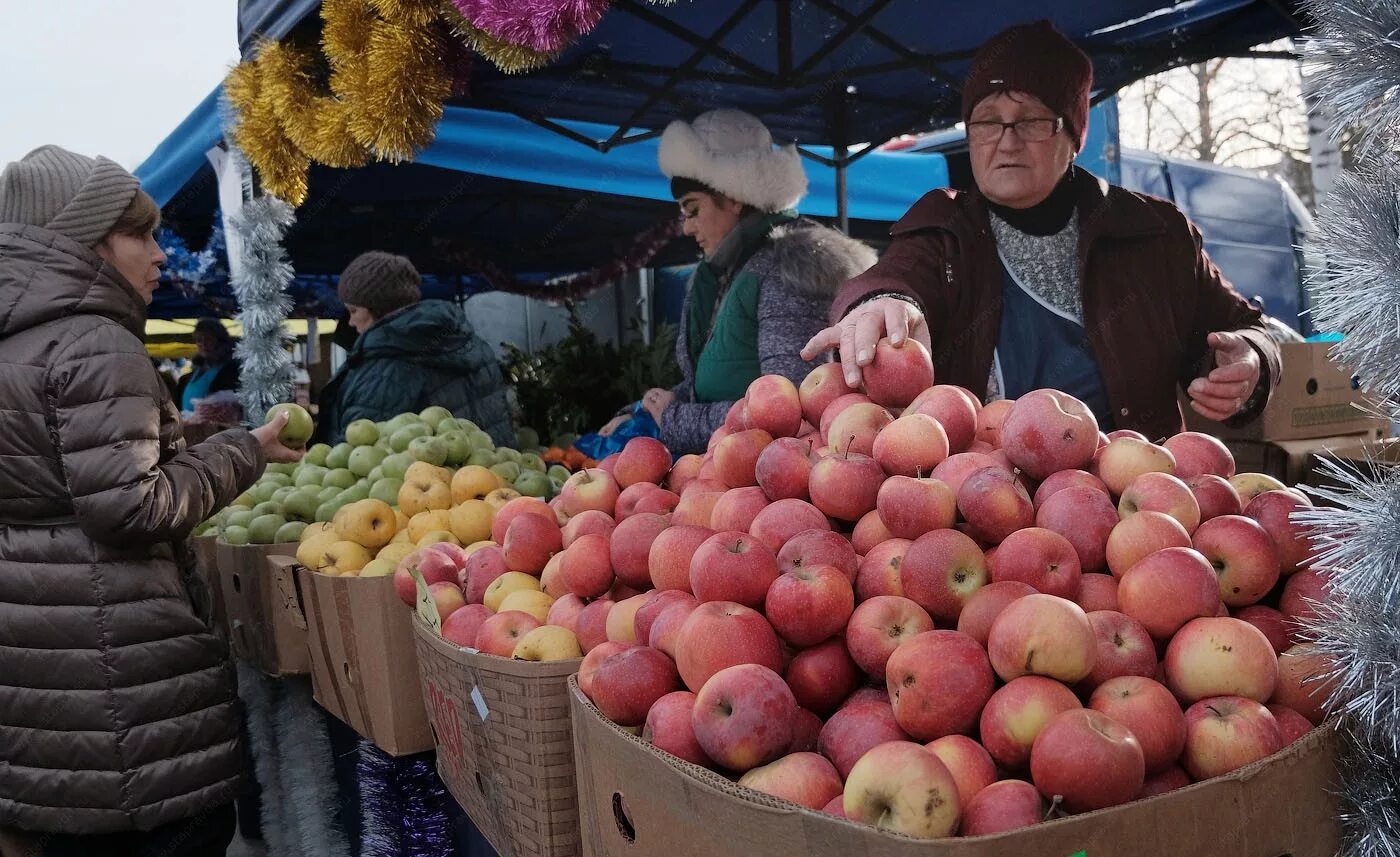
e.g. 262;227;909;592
993;250;1116;431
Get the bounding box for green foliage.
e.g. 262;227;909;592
501;303;681;445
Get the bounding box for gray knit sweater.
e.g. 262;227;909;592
661;220;877;454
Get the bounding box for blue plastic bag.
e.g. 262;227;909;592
573;402;660;460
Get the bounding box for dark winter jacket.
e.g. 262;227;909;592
831;169;1282;441
661;219;877;454
0;224;262;834
314;299;512;445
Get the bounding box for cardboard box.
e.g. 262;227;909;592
189;535;226;637
570;680;1340;857
414;619;582;857
1304;436;1400;499
215;541;308;676
298;565;433;756
1223;431;1388;488
1184;341;1388;441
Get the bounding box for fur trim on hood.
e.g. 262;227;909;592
754;219;878;298
658;109;807;212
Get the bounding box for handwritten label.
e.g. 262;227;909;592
272;566;306;630
470;685;490;722
412;568;441;635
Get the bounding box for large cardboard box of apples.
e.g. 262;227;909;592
413;615;583;857
570;679;1339;857
215;540;309;676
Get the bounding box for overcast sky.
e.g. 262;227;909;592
1;2;236;170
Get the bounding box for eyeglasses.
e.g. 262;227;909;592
966;117;1064;144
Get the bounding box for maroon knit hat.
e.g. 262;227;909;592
961;21;1094;150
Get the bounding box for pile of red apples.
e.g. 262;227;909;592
451;338;1339;840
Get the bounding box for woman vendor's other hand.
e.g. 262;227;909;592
643;388;675;423
1188;330;1261;421
598;415;630;437
801;297;930;388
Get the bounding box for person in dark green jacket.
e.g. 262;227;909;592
313;251;512;445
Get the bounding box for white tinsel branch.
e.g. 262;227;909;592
1305;164;1400;412
227;191;297;424
1302;0;1400;156
1331;719;1400;857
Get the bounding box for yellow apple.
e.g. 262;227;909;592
405;460;453;486
464;540;496;556
449;499;494;545
511;625;582;661
484;487;521;511
498;589;555;623
417;530;462;548
484;571;542;612
539;553;568;599
391;529;414;545
299;521;334;543
360;558;396;577
399;477;453;517
312;540;372;575
451;465;502;504
375;542;418;566
296;532;340;568
1230;472;1288;506
394;509;410;531
408;509;454;542
333;499;397;549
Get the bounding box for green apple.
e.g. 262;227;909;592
217;505;251;526
348;445;388;477
323;468;358;490
513;470;551;499
317;486;341;503
265;403;314;448
345;419;380;447
384;413;419;435
439;431;472;466
366;466;384;483
381;453;412;480
337;483;370;504
192;520;216;537
221;525;250;546
271;486;299;505
549;477;566;495
419;406;454;430
390;423;433;452
262;471;293;487
251;501;281;517
490;461;522;483
374;437;393;452
467;430;496;451
248;513;287;544
314;501;341;523
370;478;403;505
495;446;522;464
303;443;332;467
251;482;280;504
265;462;298;476
325;443;353;470
275;521;308;543
408;436;448;466
467;449;498;468
519;453;546;473
225;510;258;529
515;426;540;451
283;489;321;522
294;465;329;488
232;491;256;508
547;464;571;483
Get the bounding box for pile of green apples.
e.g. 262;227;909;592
195;407;571;545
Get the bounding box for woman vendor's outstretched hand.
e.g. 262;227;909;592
801;297;930;388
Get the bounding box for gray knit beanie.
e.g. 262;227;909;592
0;145;141;247
337;251;422;319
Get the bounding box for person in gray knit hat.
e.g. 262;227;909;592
314;250;512;444
0;145;302;855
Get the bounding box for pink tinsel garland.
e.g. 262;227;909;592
447;214;682;303
448;0;612;54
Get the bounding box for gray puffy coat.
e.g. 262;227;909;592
0;224;262;833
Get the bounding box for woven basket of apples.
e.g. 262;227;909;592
547;339;1340;855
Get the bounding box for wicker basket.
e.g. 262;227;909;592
413;617;582;857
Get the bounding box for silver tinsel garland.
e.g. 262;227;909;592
1332;719;1400;857
227;190;298;424
1303;0;1400;156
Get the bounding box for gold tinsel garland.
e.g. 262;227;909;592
225;55;312;205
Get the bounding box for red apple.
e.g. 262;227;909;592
608;512;668;588
957;466;1034;544
692;664;796;772
1083;610;1157;690
809;451;884;522
648;524;714;592
426;582;466;623
877;476;957;540
614;436;672;488
962;780;1045;836
1120;471;1201;534
800;362;857;427
748;498;830;553
851;509;895;556
1075;573;1120;612
818;700;909;779
900;528;988;622
987;594;1097;684
787;707;823;753
561;509;616;549
909;385;979;453
1244;489;1316;573
755;437;816;502
778;529;858;583
667;454;704;495
827;402;896;457
926;735;997;809
1033;469;1109;507
710;486;771;533
647;599;701;658
558;469;621;518
1164;431;1236;480
1118;547;1222;640
975;399;1013;447
841;740;960;839
633;590;697;644
614;482;661;520
1035;485;1119;574
956;580;1037;646
458;545;509;605
1279;568;1334;643
737;750;843;810
818;392;874;440
672;491;723;528
606;593;650;643
855;537;912;601
930;451;1006;497
559;532;615;599
577;640;634;699
1267;704;1314;745
872;412;949;477
574;598;615;653
674;601;784;692
1000;389;1099;480
886;630;996;740
690;531;779;608
545;593;588;634
745;375;803;439
1271;644;1338;724
1137;765;1192;799
642;690;711;766
989;526;1082;599
441;603;493;648
590;646;681;727
1181;696;1283;780
784;637;861;715
474;610;542;657
845;595;934;680
714;429;774;489
979;675;1082;771
1106;511;1193;578
1187;474;1243;522
859;337;934;408
1192;514;1281;607
1166;616;1279;704
1095;438;1176;496
1030;709;1145;812
762;560;852;644
1232;605;1291;655
1089;676;1187;775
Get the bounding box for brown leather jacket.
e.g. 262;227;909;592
831;169;1281;441
0;224;262;833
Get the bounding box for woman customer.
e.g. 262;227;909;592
606;108;876;454
803;21;1281;439
0;145;301;856
313;250;512;445
176;317;242;413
